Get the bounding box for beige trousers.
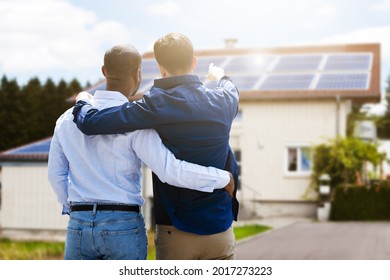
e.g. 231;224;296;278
155;224;236;260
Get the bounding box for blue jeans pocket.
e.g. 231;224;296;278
64;228;82;260
101;228;147;260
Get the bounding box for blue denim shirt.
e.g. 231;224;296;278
73;75;239;235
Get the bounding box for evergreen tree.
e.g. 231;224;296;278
22;77;43;141
0;76;85;151
0;76;24;150
68;78;82;97
40;78;58;138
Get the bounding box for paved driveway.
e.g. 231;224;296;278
236;221;390;259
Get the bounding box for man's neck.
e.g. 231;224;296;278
105;79;130;99
164;70;193;78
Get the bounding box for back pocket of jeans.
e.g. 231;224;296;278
101;228;147;260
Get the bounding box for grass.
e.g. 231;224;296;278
0;238;64;260
233;224;271;240
0;224;271;260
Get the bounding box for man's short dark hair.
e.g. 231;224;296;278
104;44;141;81
154;33;194;74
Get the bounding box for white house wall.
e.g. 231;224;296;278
235;99;351;204
1;163;68;231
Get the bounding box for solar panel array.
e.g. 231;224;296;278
87;52;372;94
140;52;372;92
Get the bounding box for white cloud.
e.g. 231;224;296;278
372;0;390;11
146;1;181;17
319;26;390;59
317;4;339;17
302;3;340;30
0;0;131;79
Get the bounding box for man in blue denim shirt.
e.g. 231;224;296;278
49;44;234;260
73;33;239;259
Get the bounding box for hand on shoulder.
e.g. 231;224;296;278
75;91;93;102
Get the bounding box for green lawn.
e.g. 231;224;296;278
0;238;64;260
0;224;271;260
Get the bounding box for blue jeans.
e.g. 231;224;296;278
64;206;147;260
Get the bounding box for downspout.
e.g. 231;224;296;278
336;95;340;137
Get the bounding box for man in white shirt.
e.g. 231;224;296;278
48;44;233;260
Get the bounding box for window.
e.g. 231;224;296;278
234;150;241;190
286;146;311;175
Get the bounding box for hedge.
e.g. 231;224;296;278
330;185;390;221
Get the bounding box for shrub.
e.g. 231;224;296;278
330;183;390;221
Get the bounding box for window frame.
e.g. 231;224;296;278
284;144;312;177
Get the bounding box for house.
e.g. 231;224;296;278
0;43;380;240
140;43;381;218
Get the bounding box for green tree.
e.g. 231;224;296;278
0;76;84;152
303;137;386;198
0;76;25;150
68;78;82;97
22;77;43;141
309;137;385;191
39;78;59;137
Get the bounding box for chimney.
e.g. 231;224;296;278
224;38;238;49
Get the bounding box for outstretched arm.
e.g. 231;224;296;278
130;129;233;194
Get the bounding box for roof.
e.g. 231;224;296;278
0;137;51;162
70;43;380;103
143;43;381;102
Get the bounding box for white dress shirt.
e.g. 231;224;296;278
48;90;230;214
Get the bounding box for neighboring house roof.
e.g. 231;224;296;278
0;137;51;162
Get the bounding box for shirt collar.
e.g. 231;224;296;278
153;74;201;90
93;90;129;102
92;90;129;108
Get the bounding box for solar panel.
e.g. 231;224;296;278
323;54;371;71
231;75;261;90
316;74;369;90
91;52;371;93
259;74;315;90
224;56;275;74
194;57;227;75
273;55;322;71
141;59;160;76
203;75;260;91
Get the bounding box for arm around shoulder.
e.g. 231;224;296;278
130;129;231;192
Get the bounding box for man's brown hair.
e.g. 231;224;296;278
153;33;194;74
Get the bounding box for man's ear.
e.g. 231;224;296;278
158;64;167;77
101;66;106;77
192;56;197;72
137;68;141;83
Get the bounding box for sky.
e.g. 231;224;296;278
1;0;390;94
